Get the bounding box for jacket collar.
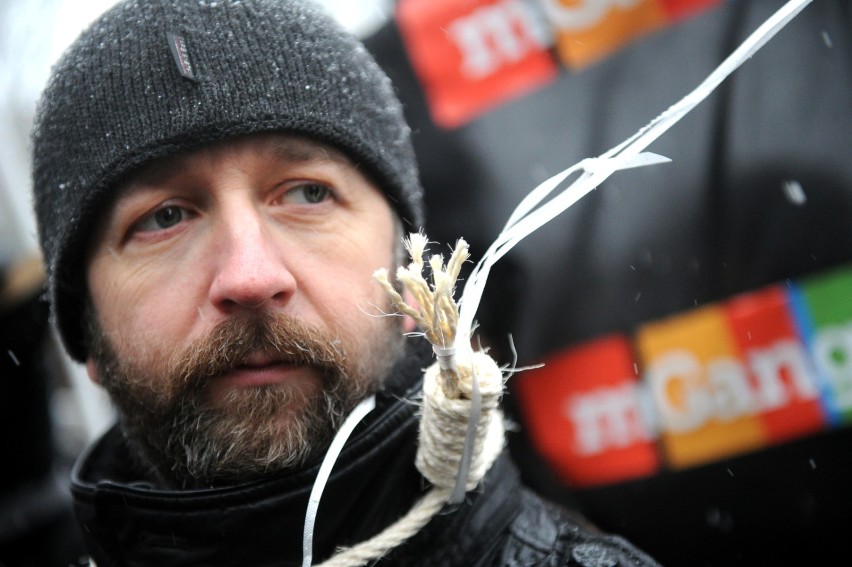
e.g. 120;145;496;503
71;341;432;566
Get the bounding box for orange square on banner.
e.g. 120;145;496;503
397;0;557;128
514;335;659;488
636;305;767;469
549;0;668;69
725;286;827;443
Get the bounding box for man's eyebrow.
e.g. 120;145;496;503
116;136;357;198
118;156;188;194
268;137;354;167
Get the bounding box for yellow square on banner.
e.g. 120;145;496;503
636;305;768;469
547;0;669;69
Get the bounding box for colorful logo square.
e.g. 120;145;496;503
542;0;721;69
724;285;826;443
397;0;558;127
514;334;659;487
636;305;766;469
792;268;852;424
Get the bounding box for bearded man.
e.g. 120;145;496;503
30;0;660;565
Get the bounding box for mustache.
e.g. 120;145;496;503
172;312;347;389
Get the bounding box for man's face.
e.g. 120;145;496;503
85;133;408;487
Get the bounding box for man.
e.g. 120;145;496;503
31;0;660;564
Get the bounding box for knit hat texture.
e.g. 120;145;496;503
31;0;424;362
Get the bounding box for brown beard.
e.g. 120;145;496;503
86;309;405;488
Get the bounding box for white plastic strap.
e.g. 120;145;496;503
302;394;377;567
432;345;457;372
448;369;481;506
455;0;813;346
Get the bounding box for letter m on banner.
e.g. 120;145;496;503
397;0;558;128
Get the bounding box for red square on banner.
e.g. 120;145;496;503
725;286;827;443
514;335;659;488
658;0;722;21
397;0;557;128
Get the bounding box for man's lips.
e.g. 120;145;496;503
204;352;322;402
221;355;301;389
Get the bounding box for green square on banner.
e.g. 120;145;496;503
795;266;852;424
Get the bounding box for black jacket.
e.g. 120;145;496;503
70;343;659;566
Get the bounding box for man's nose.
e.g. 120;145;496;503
208;210;297;312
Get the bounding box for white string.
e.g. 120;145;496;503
303;395;377;567
455;0;814;346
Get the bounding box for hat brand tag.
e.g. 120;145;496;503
166;31;197;81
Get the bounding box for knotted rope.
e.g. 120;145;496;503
305;235;504;567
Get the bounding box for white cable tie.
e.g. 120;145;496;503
580;153;671;176
432;345;457;372
448;369;481;506
455;0;813;344
302;394;376;567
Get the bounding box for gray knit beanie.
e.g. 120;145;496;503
31;0;424;362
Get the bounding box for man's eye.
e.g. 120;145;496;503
287;183;332;205
136;205;187;232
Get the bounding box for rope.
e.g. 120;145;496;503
313;352;504;567
318;488;450;567
416;351;504;499
301;238;504;567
